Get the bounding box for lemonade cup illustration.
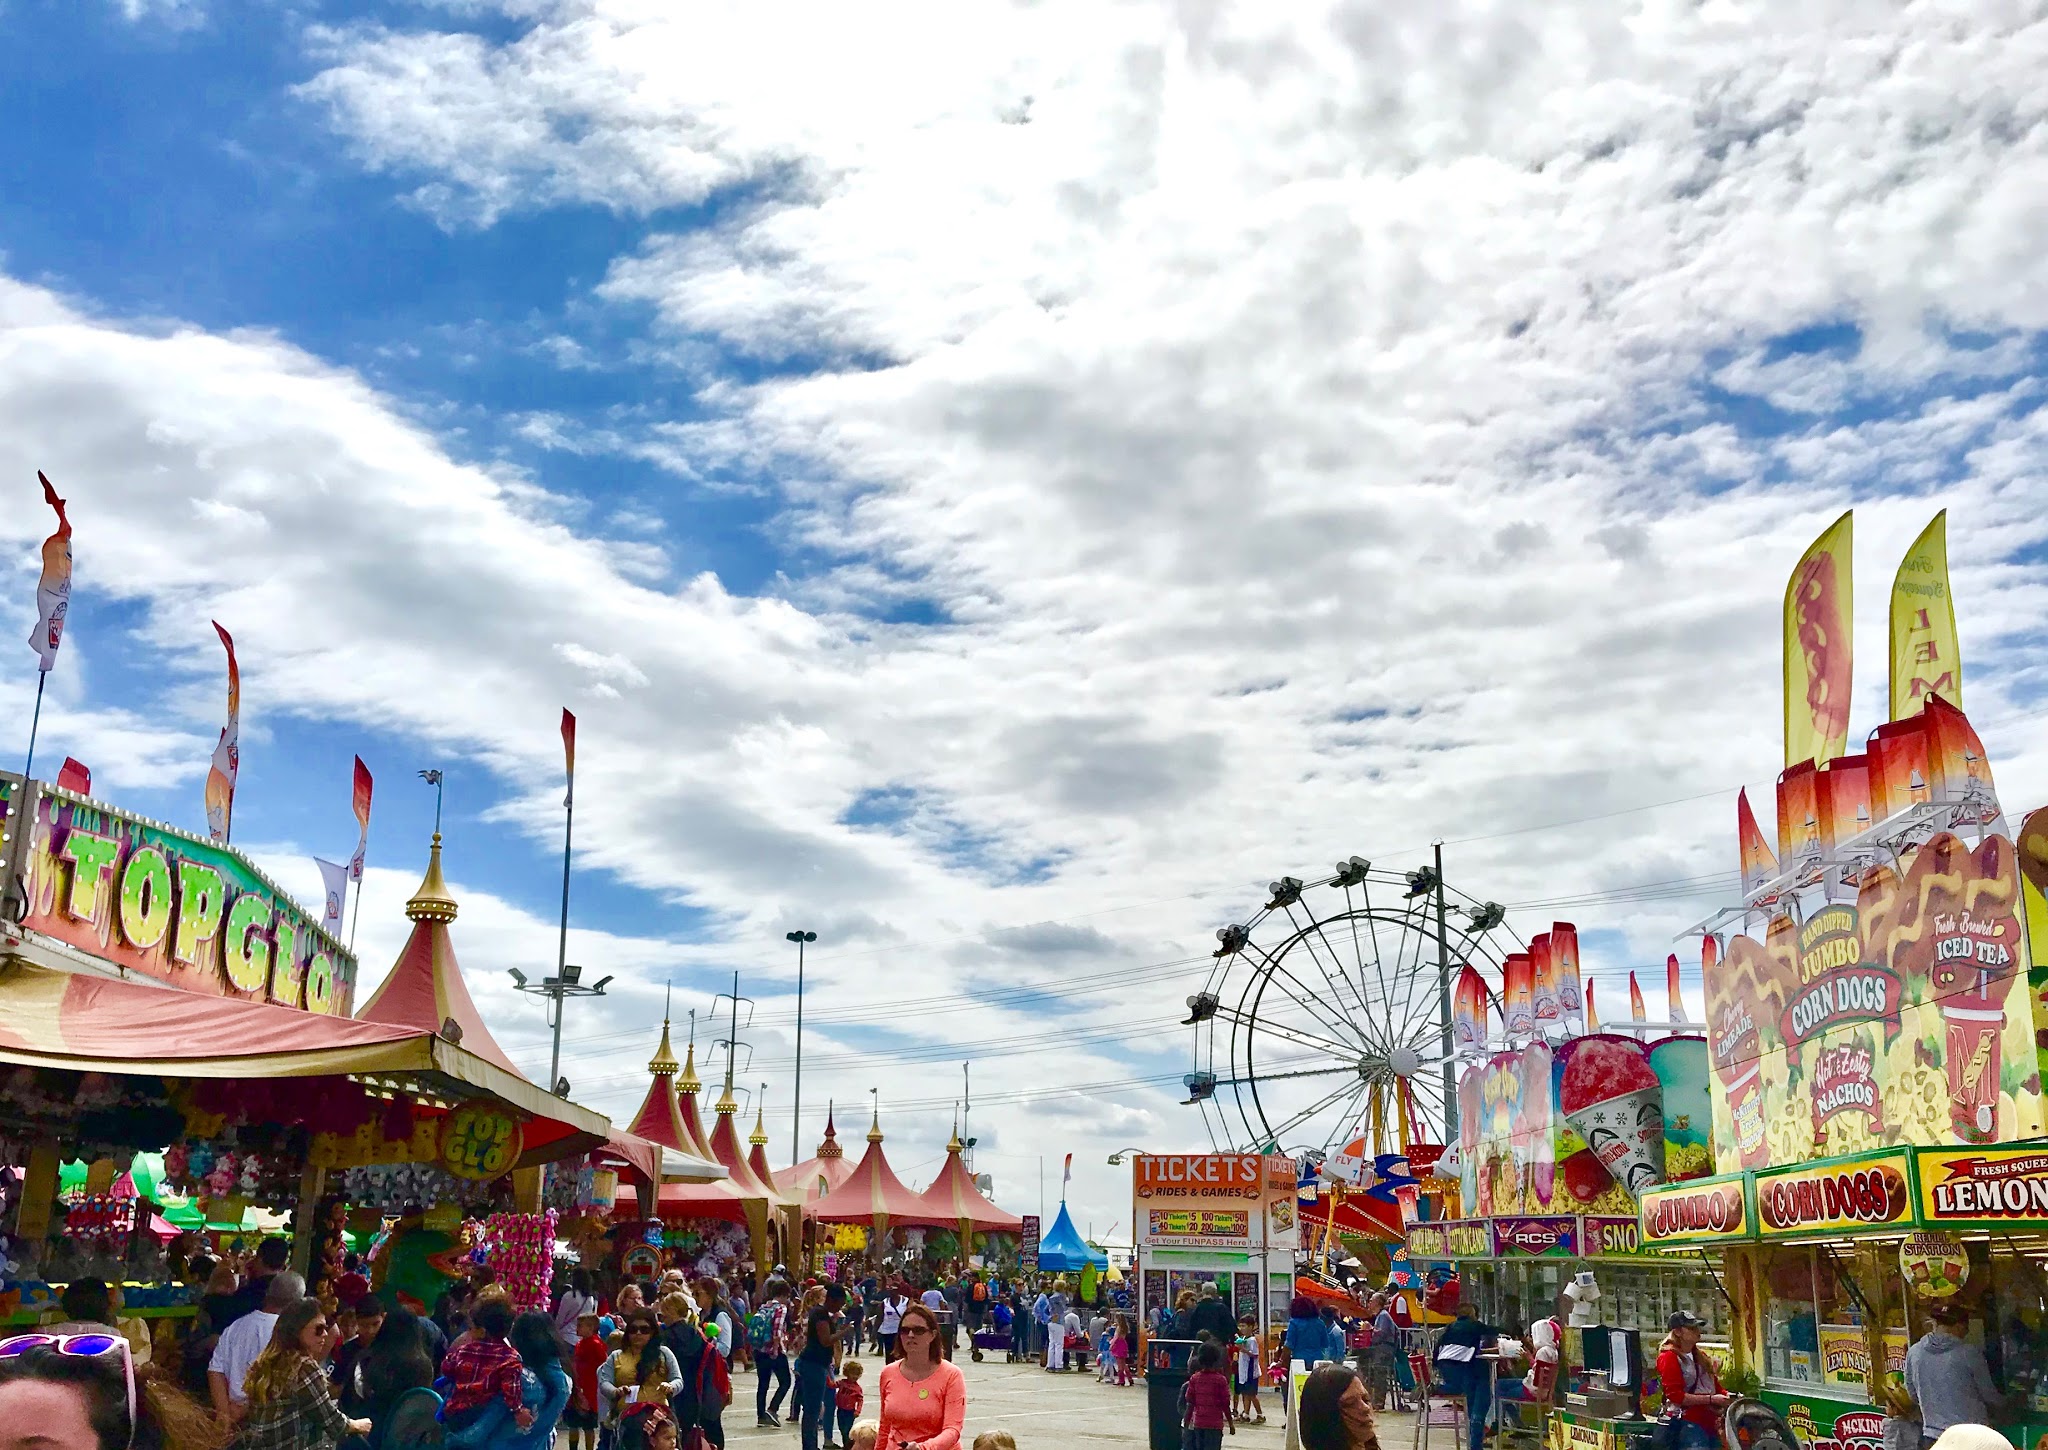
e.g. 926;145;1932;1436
1942;998;2005;1140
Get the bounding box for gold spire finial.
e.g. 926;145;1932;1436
819;1100;843;1159
404;833;459;923
750;1084;770;1146
715;1078;738;1115
867;1095;883;1144
648;1019;680;1077
678;1009;702;1093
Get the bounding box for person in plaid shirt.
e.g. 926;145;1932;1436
236;1299;373;1450
440;1299;534;1432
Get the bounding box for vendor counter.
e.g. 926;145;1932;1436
1545;1407;1657;1450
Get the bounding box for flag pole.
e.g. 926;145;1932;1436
22;673;46;787
346;863;365;954
549;754;575;1097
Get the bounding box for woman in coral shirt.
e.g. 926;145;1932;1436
875;1303;966;1450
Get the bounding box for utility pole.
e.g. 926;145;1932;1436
786;930;815;1164
1434;840;1457;1142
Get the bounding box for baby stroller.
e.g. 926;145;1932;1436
1723;1397;1799;1450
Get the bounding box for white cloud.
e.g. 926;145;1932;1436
111;0;205;28
14;0;2048;1227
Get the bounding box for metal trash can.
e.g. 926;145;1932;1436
1145;1338;1198;1450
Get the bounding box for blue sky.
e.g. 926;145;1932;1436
6;0;2048;1228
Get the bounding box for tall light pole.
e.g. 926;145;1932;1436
786;929;816;1165
510;962;612;1096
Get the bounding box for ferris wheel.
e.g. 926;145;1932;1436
1184;856;1518;1165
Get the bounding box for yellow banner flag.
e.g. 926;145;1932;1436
1889;510;1960;718
1784;509;1853;767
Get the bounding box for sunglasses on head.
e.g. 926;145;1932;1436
0;1334;136;1448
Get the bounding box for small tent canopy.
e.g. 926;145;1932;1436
1035;1201;1107;1273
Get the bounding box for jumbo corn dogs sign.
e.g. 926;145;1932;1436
1701;512;2048;1175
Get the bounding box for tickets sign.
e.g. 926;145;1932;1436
1133;1154;1266;1198
1640;1178;1751;1245
1916;1146;2048;1225
1135;1154;1292;1247
1756;1151;1911;1237
1147;1207;1251;1243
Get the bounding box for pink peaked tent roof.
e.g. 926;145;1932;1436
775;1105;856;1207
915;1131;1023;1231
808;1107;953;1227
354;835;523;1078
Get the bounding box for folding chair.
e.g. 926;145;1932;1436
1498;1355;1559;1449
1410;1351;1468;1450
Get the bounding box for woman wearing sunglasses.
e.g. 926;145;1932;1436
0;1327;220;1450
874;1304;964;1450
236;1300;373;1449
600;1309;685;1449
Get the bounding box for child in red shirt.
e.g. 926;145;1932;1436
1181;1340;1235;1449
566;1312;609;1450
832;1358;866;1449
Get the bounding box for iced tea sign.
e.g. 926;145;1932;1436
22;791;358;1014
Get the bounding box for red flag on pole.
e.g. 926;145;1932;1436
561;708;577;807
349;755;373;881
29;473;71;673
204;622;240;843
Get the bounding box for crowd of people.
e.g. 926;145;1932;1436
0;1243;1398;1450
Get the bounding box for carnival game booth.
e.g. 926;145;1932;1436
1627;510;2048;1450
1131;1154;1295;1354
0;794;704;1345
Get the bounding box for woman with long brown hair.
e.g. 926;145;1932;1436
874;1303;964;1450
1298;1362;1380;1450
236;1300;372;1449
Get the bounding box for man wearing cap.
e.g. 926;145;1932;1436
1905;1303;2005;1446
1654;1310;1728;1450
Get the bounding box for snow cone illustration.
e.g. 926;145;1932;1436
1559;1034;1666;1196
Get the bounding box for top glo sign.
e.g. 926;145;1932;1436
21;789;358;1015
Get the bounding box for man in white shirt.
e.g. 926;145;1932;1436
209;1270;304;1427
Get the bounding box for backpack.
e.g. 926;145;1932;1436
972;1282;988;1303
697;1345;732;1411
747;1309;774;1351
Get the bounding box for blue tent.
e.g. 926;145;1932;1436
1035;1201;1107;1273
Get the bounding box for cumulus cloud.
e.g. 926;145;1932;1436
13;0;2048;1225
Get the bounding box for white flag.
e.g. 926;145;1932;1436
316;857;349;941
